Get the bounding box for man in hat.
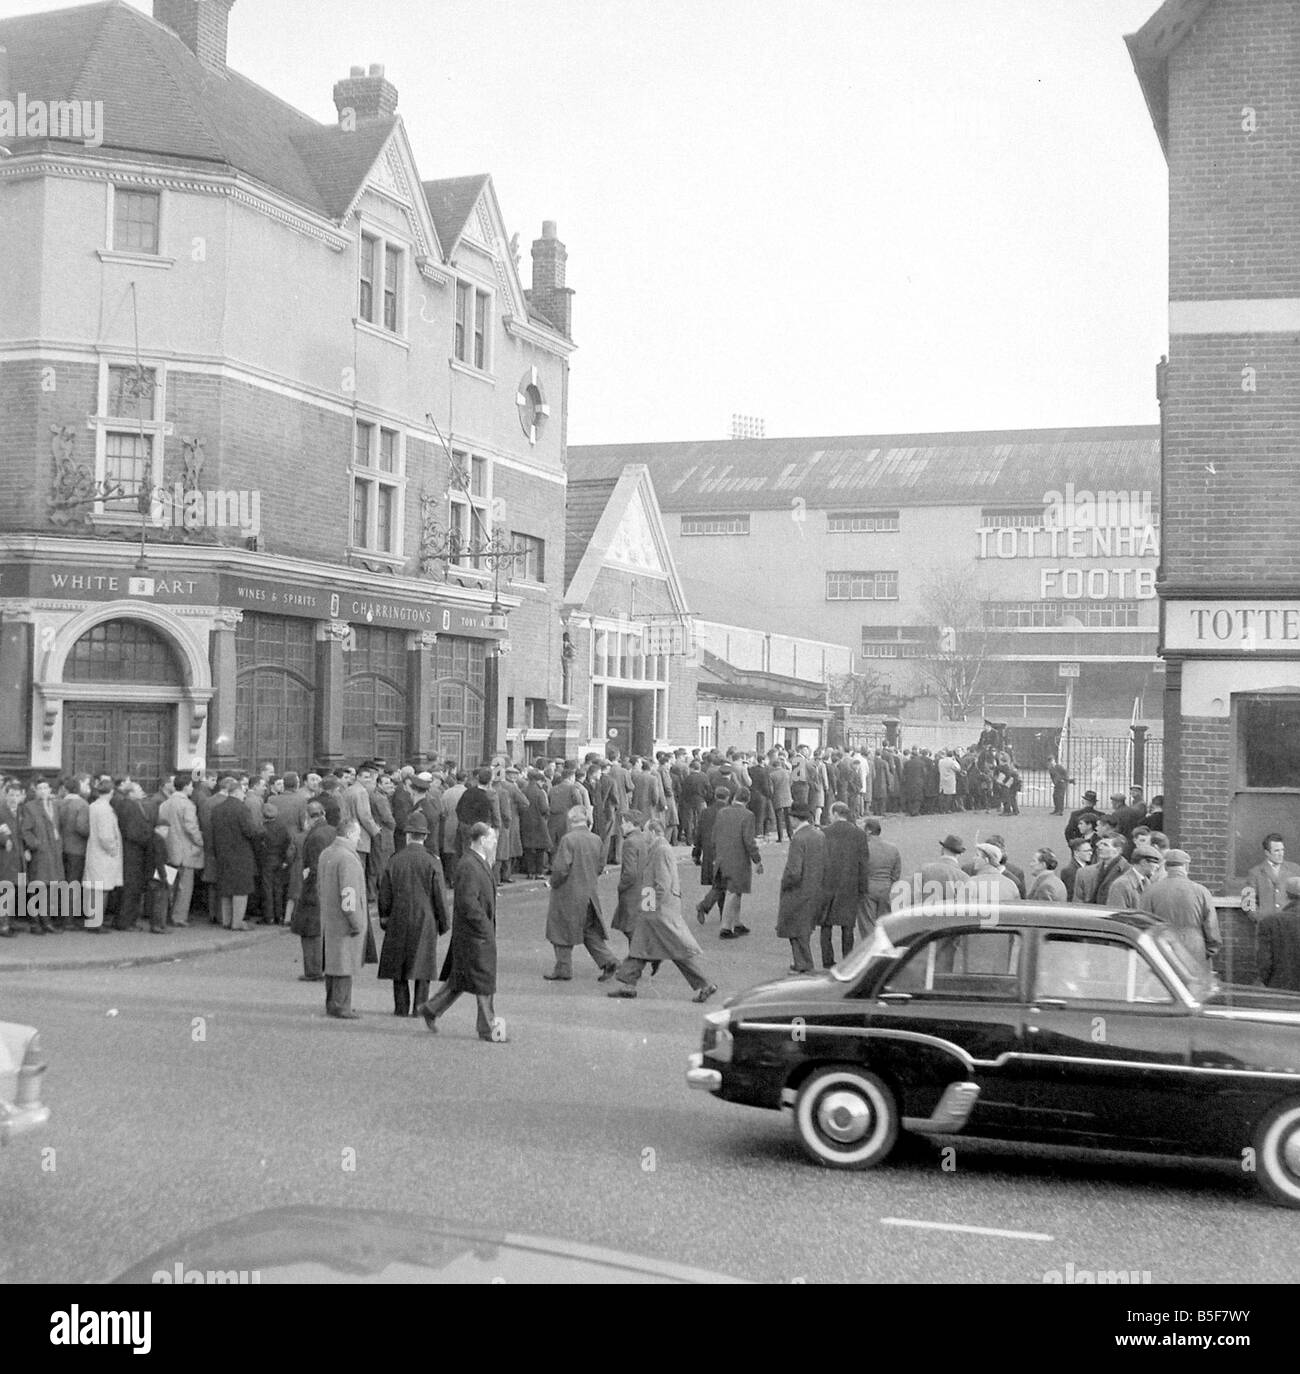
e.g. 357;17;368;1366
607;819;717;1002
1256;875;1300;992
378;811;450;1016
963;842;1020;905
777;804;825;973
1065;791;1102;847
917;833;967;904
544;806;619;981
1139;850;1222;967
1108;843;1163;910
1244;834;1300;917
416;821;506;1041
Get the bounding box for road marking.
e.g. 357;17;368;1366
880;1217;1053;1242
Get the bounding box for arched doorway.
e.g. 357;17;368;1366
61;619;181;782
342;626;408;764
234;613;315;773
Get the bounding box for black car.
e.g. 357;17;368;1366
687;904;1300;1207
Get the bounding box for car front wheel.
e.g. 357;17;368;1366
1254;1100;1300;1208
793;1066;898;1170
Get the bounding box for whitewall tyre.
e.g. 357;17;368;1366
793;1066;899;1170
1254;1100;1300;1208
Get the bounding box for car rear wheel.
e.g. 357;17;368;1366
1254;1100;1300;1209
793;1066;898;1170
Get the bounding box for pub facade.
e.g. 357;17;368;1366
0;1;576;778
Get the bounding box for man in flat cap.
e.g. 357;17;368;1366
1139;849;1222;967
1108;843;1163;910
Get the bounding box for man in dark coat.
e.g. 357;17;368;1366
587;759;619;865
1072;834;1131;904
692;787;730;923
1257;876;1300;992
901;751;926;817
519;770;551;876
817;802;869;966
20;778;63;931
257;801;294;925
209;777;260;930
612;810;650;953
679;761;710;848
778;806;826;973
544;807;618;980
1065;791;1102;847
863;818;902;933
456;769;502;857
291;801;334;980
378;813;450;1015
417;821;506;1042
711;788;763;938
546;766;588;852
110;777;154;931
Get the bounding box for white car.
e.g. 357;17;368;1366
0;1021;48;1144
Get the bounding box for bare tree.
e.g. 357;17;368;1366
828;665;894;715
914;561;993;720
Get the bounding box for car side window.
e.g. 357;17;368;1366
1034;935;1173;1005
884;931;1021;999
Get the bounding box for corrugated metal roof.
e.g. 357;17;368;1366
570;426;1160;513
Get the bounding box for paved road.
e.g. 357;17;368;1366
2;808;1296;1284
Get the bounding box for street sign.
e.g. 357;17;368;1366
1058;662;1081;678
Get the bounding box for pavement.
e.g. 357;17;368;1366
0;923;276;973
5;803;1294;1286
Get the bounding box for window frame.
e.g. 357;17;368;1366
91;360;169;521
509;531;546;585
826;570;899;601
349;419;405;559
448;449;493;576
1032;933;1174;1006
109;185;162;256
827;510;900;534
680;514;750;537
356;227;406;337
453;279;493;373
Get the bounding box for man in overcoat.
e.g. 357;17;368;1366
21;777;64;931
417;821;506;1042
711;787;763;938
519;769;551;877
210;777;260;931
545;807;618;980
608;820;717;1002
1139;849;1222;968
817;801;869;966
291;800;335;981
692;786;730;923
318;819;368;1019
901;750;926;817
778;806;826;973
612;810;650;954
863;818;901;934
378;812;450;1015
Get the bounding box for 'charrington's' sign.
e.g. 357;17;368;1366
221;575;503;637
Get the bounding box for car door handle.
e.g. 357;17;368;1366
1030;999;1067;1010
877;992;912;1004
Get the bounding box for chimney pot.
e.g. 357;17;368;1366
542;220;557;240
350;65;365;77
332;63;399;125
369;63;384;77
528;221;573;338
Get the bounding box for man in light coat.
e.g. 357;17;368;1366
318;819;368;1019
1244;834;1300;917
607;820;717;1001
1139;849;1222;968
158;774;204;926
544;806;618;981
777;806;826;973
1107;843;1162;910
1027;848;1068;903
82;780;122;932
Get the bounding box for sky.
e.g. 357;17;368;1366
2;0;1171;445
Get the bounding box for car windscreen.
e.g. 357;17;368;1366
830;921;900;982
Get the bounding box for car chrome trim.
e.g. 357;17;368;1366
685;1052;721;1093
1202;1008;1300;1027
0;1101;50;1144
1007;1052;1300;1079
735;1022;977;1073
902;1081;982;1135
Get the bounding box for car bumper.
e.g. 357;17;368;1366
686;1052;722;1093
0;1102;50;1145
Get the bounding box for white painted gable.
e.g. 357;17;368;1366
606;487;666;575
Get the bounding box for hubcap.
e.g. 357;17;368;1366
817;1088;872;1144
1282;1127;1300;1177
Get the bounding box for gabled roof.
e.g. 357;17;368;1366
569;425;1160;515
563;466;690;616
698;652;827;708
0;0;397;219
1125;0;1217;158
423;174;490;255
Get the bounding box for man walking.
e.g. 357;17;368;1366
612;810;650;956
818;802;868;966
607;820;717;1002
544;806;618;981
417;821;507;1042
318;819;368;1019
778;805;826;973
378;812;450;1016
711;787;763;939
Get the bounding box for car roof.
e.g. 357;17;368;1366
881;902;1161;944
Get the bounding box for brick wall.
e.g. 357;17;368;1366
1168;0;1300;301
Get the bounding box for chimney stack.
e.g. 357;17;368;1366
527;221;574;338
153;1;235;73
332;63;399;127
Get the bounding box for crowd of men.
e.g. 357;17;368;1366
3;739;1296;1009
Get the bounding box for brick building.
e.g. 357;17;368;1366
0;0;575;778
1128;0;1300;896
571;427;1163;723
